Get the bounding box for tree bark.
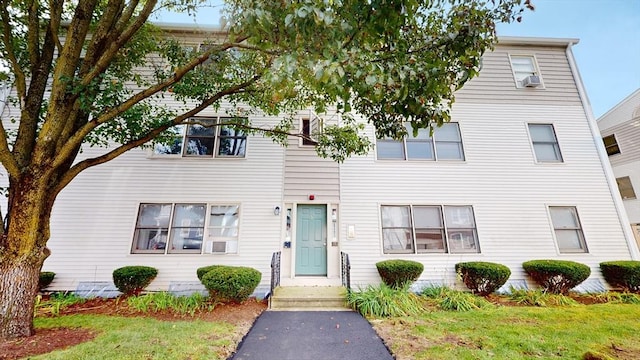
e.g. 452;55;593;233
0;176;52;340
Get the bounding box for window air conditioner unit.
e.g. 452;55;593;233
522;75;541;87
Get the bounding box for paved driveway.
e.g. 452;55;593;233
231;311;394;360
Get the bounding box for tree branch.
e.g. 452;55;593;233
52;40;249;171
52;73;263;195
0;2;27;104
26;0;41;69
48;0;65;54
0;117;20;178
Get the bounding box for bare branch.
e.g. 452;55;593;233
0;117;20;178
48;0;65;54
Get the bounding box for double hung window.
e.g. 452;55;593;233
381;205;479;254
549;206;587;253
602;134;620;156
154;116;247;157
132;203;239;254
528;124;563;162
509;55;542;88
377;123;464;161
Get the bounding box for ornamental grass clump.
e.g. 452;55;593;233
420;286;493;311
200;266;261;303
455;261;511;296
522;260;590;294
346;284;425;317
38;271;56;291
113;266;158;296
509;289;578;307
599;261;640;293
376;259;424;289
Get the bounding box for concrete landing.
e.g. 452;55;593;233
270;286;349;311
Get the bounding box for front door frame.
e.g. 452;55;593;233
295;204;328;276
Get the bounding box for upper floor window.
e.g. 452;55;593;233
154;116;247;158
131;203;239;255
616;176;636;200
528;124;563;162
509;55;542;88
301;116;323;146
549;206;587;253
602;134;620;156
380;205;479;254
377;123;464;161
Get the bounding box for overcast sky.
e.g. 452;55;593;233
154;0;640;118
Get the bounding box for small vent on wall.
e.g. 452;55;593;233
522;75;542;87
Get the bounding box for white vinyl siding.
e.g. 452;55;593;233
340;103;631;288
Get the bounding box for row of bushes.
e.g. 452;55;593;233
39;264;262;304
375;259;640;295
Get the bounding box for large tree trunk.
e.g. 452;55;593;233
0;176;52;340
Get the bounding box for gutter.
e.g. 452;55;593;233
565;42;640;260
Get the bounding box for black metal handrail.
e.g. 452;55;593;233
340;251;351;290
270;251;281;297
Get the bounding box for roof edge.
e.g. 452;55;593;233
498;36;579;47
597;88;640;121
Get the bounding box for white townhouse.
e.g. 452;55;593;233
3;26;638;295
598;89;640;247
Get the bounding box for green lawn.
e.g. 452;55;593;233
372;304;640;360
33;315;242;360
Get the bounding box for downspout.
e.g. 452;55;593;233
565;42;640;260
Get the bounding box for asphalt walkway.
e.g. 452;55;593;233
230;311;394;360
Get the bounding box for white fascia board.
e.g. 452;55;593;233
498;36;579;47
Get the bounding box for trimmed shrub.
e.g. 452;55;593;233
522;260;590;294
196;265;224;281
375;259;424;289
455;261;511;296
600;261;640;293
112;266;158;296
200;266;261;303
39;271;56;291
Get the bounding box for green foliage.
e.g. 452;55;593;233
34;292;86;317
200;266;261;303
375;259;424;289
112;266;158;296
455;261;511;296
508;289;579;307
126;292;215;316
420;286;493;311
196;265;225;281
38;271;56;291
594;291;640;305
600;261;640;293
523;260;591;294
346;284;425;317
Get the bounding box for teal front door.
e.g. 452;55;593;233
295;205;327;276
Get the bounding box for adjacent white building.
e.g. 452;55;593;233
3;27;637;295
598;89;640;247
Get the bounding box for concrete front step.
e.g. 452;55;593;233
270;286;350;311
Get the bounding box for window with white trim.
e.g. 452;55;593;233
602;134;620;156
528;124;563;162
509;55;541;88
616;176;636;200
154;116;247;157
301;116;323;146
131;203;239;254
549;206;587;253
380;205;479;254
376;123;464;161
